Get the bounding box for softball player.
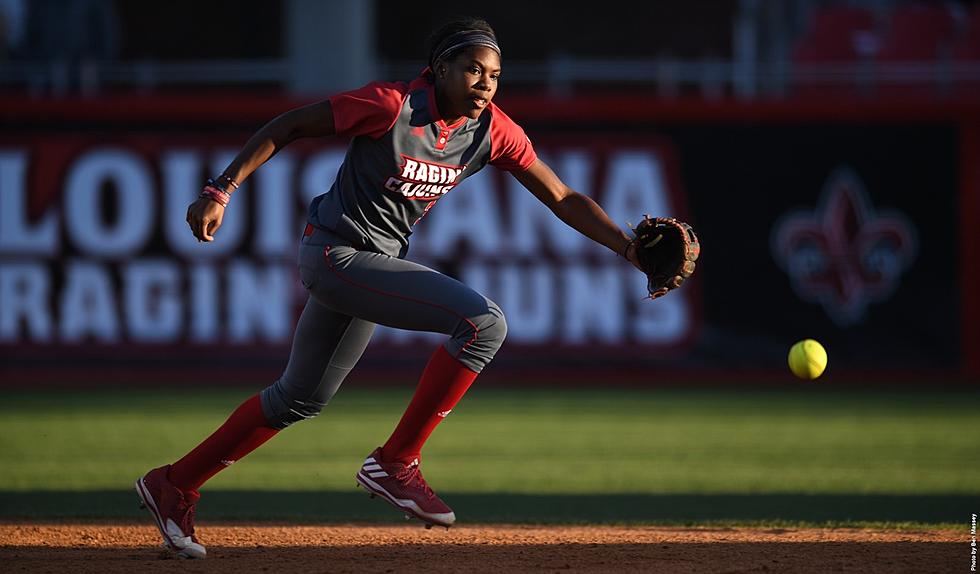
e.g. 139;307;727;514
135;17;643;559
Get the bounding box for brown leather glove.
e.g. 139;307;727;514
628;216;700;299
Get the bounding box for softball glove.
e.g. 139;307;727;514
628;216;700;299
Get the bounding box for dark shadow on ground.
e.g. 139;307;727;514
0;491;975;524
2;542;963;574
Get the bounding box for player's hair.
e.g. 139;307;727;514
426;17;499;68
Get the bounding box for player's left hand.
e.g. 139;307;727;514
628;216;700;299
624;242;644;273
186;196;225;242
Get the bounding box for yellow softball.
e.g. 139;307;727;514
788;339;828;380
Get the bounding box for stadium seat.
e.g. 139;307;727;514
875;4;957;61
873;4;958;100
791;6;877;62
953;5;980;59
951;5;980;98
789;6;877;99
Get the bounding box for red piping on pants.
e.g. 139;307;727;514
322;246;480;362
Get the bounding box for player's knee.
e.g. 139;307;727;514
259;380;328;430
465;300;507;351
480;299;508;349
453;299;507;371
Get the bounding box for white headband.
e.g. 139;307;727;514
430;31;501;67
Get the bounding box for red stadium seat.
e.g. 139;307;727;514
951;5;980;98
792;6;877;62
789;6;877;100
953;5;980;59
873;4;958;101
875;4;957;61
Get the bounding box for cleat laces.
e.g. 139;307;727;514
175;496;198;536
395;461;435;500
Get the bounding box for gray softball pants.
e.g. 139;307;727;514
259;227;507;429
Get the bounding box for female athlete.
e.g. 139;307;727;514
135;17;643;559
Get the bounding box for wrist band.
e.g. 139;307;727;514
207;174;240;193
621;239;634;258
200;185;231;207
202;174;238;208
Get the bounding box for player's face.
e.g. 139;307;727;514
435;46;501;121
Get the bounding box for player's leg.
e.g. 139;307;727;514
312;244;505;378
136;296;374;558
307;243;507;527
166;297;374;490
259;301;375;430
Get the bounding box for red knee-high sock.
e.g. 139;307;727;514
381;346;479;464
167;394;278;493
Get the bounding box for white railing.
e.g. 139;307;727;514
2;58;978;98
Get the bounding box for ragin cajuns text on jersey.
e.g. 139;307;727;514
384;155;466;201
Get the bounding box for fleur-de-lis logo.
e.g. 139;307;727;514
771;166;918;326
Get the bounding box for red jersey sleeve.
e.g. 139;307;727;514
488;103;538;172
328;81;408;139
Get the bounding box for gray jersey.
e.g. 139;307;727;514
308;71;537;257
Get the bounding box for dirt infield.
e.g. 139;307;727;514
2;523;964;573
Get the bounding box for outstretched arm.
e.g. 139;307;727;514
512;158;642;269
187;100;336;241
220;100;337;185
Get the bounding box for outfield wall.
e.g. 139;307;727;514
1;95;977;384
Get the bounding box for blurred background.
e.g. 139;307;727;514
1;0;978;386
1;0;978;530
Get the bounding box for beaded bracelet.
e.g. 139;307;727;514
208;174;240;192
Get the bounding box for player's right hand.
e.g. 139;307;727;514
186;196;225;242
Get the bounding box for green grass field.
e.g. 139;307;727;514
1;386;977;529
